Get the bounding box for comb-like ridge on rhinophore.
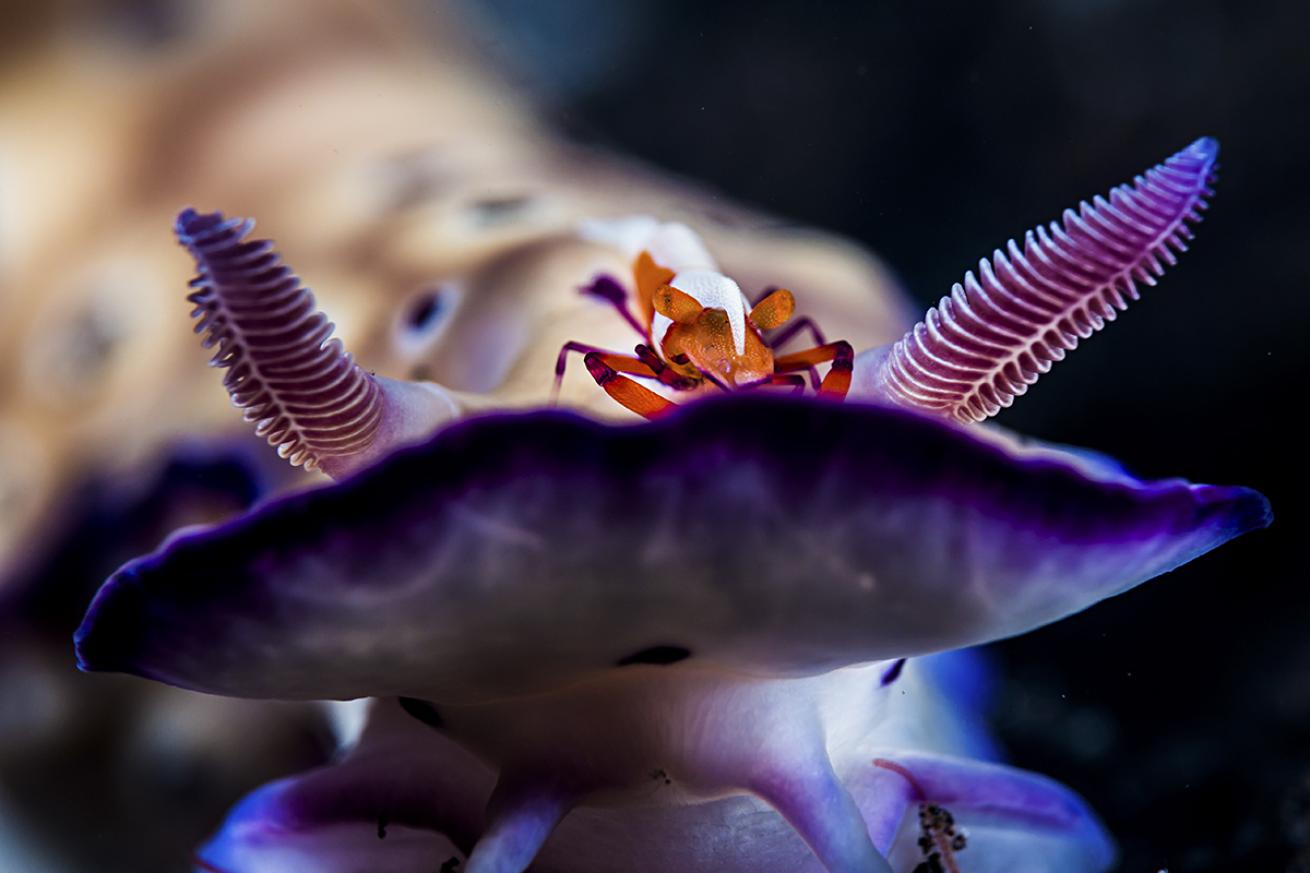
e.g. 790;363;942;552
877;137;1218;423
176;208;384;471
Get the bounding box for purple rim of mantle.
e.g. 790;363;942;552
73;394;1270;703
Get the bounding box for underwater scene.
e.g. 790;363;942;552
0;2;1303;871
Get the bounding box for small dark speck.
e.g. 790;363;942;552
880;658;907;687
440;857;462;872
398;697;444;731
616;645;692;667
377;815;388;840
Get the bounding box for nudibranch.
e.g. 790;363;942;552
75;138;1270;873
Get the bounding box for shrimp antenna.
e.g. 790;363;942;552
872;137;1219;423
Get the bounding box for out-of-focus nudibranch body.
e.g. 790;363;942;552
76;138;1270;873
176;208;459;480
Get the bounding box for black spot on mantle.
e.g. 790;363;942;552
616;645;692;667
880;658;907;687
398;697;444;731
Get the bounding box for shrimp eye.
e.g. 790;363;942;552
652;284;702;323
749;287;795;330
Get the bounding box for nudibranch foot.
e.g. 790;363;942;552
465;781;574;873
193;670;1117;872
176;208;459;479
427;662;901;872
749;758;890;873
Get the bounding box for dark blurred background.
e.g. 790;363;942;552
462;1;1305;870
1;1;1303;871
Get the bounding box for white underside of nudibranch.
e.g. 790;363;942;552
437;660;950;873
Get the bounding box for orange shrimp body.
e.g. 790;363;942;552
640;252;783;388
556;244;853;420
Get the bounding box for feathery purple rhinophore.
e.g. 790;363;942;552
875;137;1219;423
177;208;384;471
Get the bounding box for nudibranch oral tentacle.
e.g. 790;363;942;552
746;752;892;873
857;137;1219;422
194;679;1115;873
176;208;458;479
465;780;576;873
